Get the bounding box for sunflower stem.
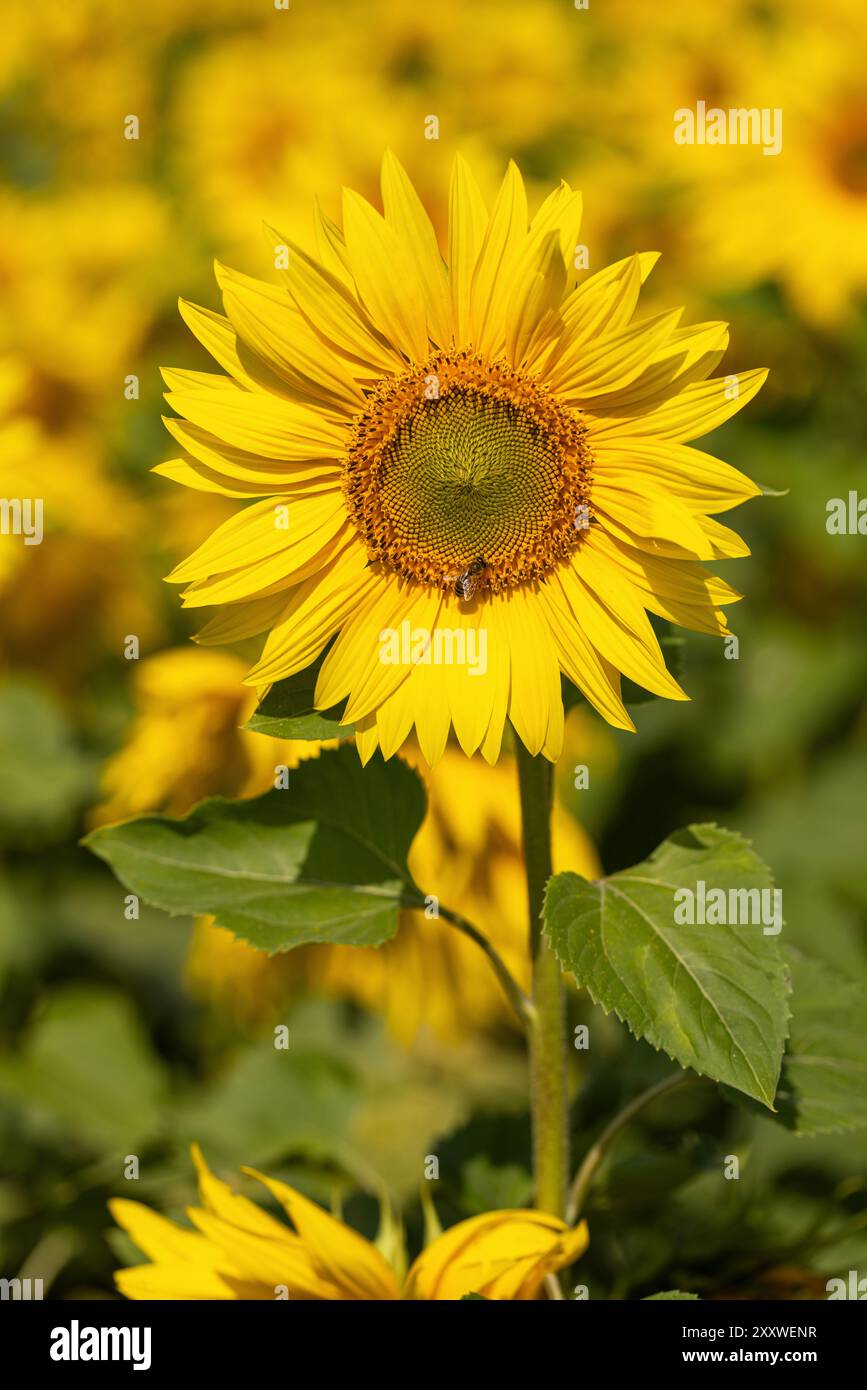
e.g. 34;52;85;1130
565;1073;701;1224
516;742;568;1219
425;900;535;1030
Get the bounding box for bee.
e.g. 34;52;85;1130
452;556;488;601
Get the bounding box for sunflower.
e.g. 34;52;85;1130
110;1144;588;1300
161;153;764;765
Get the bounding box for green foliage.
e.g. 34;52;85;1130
179;1039;358;1171
84;747;425;952
245;651;353;741
774;950;867;1136
0;986;169;1151
0;681;95;842
175;1002;493;1199
544;825;790;1107
460;1156;534;1214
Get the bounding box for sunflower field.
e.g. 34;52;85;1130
1;0;867;1330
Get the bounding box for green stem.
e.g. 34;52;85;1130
433;902;535;1030
565;1072;700;1224
516;741;568;1219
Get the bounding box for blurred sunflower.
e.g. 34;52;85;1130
683;1;867;326
0;186;170;402
91;648;322;824
341;0;581;153
95;649;599;1040
601;0;867;325
0;364;158;687
110;1143;588;1300
172;28;419;265
162;154;763;766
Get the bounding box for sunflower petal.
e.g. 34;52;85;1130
593;439;760;512
504;231;567;368
559;565;688;702
590;368;768;442
381;151;450;347
245;536;375;684
551;308;683;401
448;153;488;346
469;161;529;357
243;1167;400;1300
342;188;429;361
164;384;347;462
216;262;364;413
269;228;403;375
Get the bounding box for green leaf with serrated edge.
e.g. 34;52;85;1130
543;824;790;1107
83;746;424;952
772;949;867;1136
643;1291;699;1301
246;650;353;741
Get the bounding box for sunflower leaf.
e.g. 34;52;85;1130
543;824;790;1107
768;949;867;1136
83;747;424;952
246;654;354;741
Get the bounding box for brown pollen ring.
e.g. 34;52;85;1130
342;350;593;595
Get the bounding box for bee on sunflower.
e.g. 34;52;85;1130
159;152;764;768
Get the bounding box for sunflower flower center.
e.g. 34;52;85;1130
343;352;593;594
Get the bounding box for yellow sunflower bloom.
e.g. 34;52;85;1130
110;1145;588;1301
162;154;763;767
402;1206;588;1302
